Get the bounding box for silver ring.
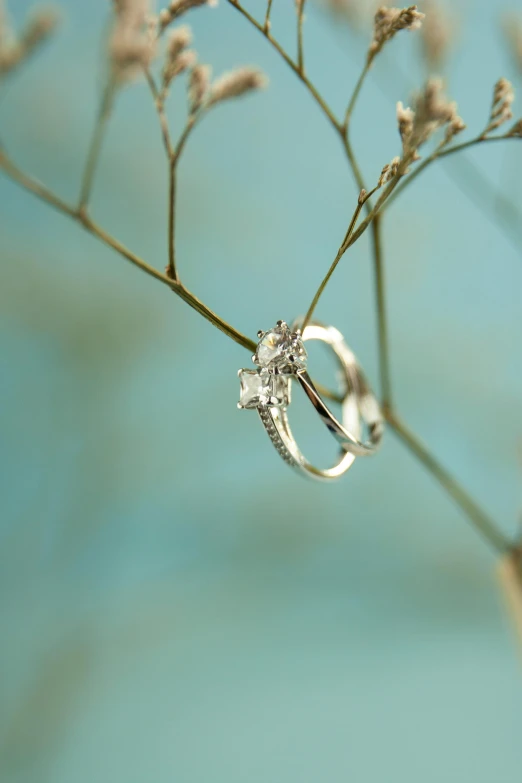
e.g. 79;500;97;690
237;319;383;480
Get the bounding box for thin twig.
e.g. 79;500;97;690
370;214;392;408
144;67;173;158
227;1;341;135
0;149;345;404
167;160;177;280
302;186;378;330
343;62;370;131
385;133;517;210
0;149;256;351
78;78;116;213
264;0;273;33
297;1;306;75
386;408;510;553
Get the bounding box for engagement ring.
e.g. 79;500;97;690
237;319;383;480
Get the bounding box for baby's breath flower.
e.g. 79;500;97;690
397;78;461;160
396;101;414;149
162;25;193;87
378;156;401;187
368;5;424;64
442;114;465;146
0;4;59;77
158;0;218;32
482;77;515;137
110;0;156;82
188;63;211;113
208;67;267;106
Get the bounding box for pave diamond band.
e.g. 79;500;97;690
237;318;383;481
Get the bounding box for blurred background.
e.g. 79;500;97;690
1;1;522;781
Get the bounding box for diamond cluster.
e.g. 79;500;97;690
238;320;307;410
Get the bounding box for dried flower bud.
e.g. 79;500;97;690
209;67;267;106
368;5;424;64
0;5;60;77
22;8;59;50
397;78;461;160
164;47;197;88
162;24;193;86
506;118;522;138
110;0;156;81
159;0;218;32
378;156;401;187
358;188;367;204
442;114;465;146
420;0;452;74
396;101;414;148
188;63;211;113
482;77;515;136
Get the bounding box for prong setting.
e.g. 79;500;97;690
252;320;307;372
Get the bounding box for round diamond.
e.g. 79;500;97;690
254;322;307;372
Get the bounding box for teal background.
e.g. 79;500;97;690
1;1;522;781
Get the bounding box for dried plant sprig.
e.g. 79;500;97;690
368;5;424;65
481;78;515;138
208;67;268;106
0;3;59;77
441;114;465;146
397;78;461;162
303;147;410;331
419;0;452;74
264;0;274;33
162;26;196;90
1;0;520;597
295;0;307;73
158;0;217;33
188;63;211;113
110;0;156;82
378;156;401;187
344;5;424;130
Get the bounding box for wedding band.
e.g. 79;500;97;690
237;319;383;480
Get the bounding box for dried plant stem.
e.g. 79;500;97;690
498;552;522;653
302;186;379;330
227;1;340;136
370;214;392;409
331;33;522;269
0;149;256;351
144;66;200;282
385;409;510;553
0;149;344;403
264;0;273;33
144;67;173;157
343;62;370;130
386;134;517;210
78;78;116;213
297;1;306;75
168;160;177;280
